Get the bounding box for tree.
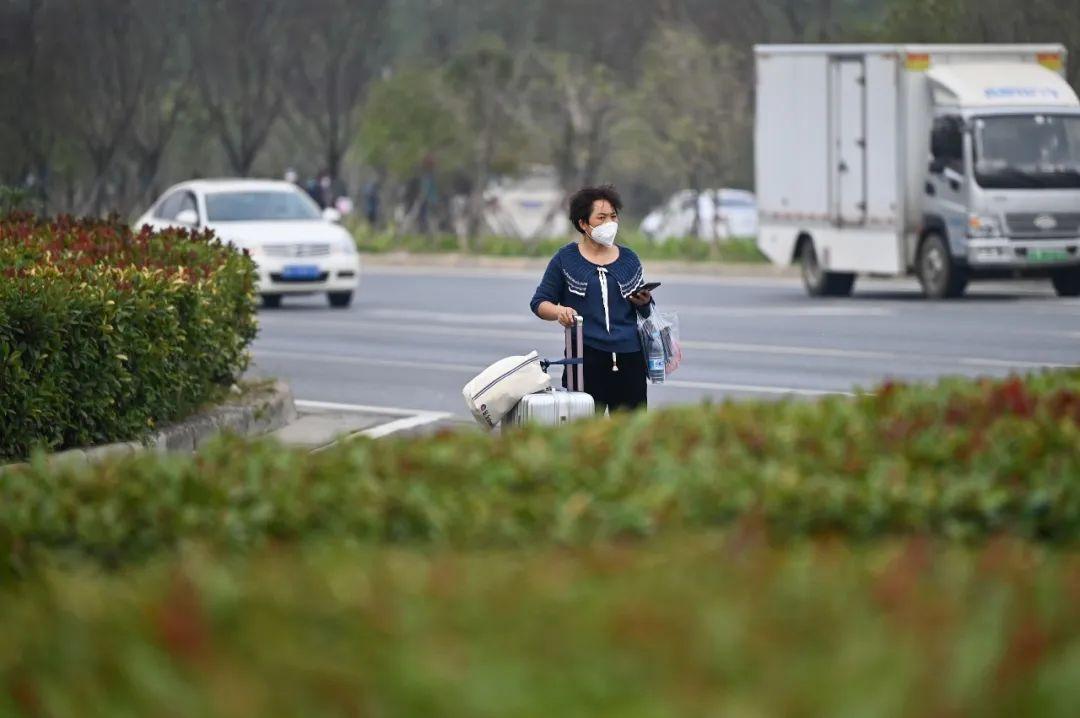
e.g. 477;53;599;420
187;0;291;176
527;53;621;194
282;0;390;182
123;1;193;208
358;67;468;231
879;0;1080;96
443;36;527;244
46;0;154;214
621;26;751;239
0;0;57;207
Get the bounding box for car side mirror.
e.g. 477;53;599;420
175;208;199;226
322;207;342;223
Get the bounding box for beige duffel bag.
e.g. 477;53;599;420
462;350;551;429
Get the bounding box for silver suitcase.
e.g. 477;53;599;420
503;317;595;427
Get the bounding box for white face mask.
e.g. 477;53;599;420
589;221;618;247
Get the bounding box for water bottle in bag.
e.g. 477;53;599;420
647;325;665;383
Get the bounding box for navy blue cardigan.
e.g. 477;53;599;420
529;242;651;354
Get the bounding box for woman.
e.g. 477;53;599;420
530;185;653;414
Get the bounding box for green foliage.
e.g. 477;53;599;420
616;27;752;191
2;535;1079;716
349;222;767;262
441;34;529;179
358;68;469;181
0;186;36;215
622;232;766;263
4;370;1080;575
0;214;257;461
875;0;1080;92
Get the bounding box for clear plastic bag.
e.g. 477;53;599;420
637;311;682;384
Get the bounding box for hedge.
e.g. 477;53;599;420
351;224;768;263
1;536;1078;716
3;370;1080;575
0;214;257;460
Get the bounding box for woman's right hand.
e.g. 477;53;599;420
554;305;578;327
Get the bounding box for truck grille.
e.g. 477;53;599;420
1005;213;1080;239
263;243;331;257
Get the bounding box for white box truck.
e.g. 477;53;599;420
755;44;1080;298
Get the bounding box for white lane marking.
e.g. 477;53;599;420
311;304;898;324
256;320;1076;370
680;339;891;360
271;350;859;398
296;399;450;417
959;357;1079;369
357;413;452;439
255;349;477;373
374;304;900;319
360;264;798;286
296;399;454;449
254;321;559;349
363;308;532;325
674;305;897;318
360;265;1064;295
664;379;855;397
360;265;542;281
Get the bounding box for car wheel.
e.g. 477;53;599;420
1051;267;1080;297
800;240;856;297
917;233;967;299
261;293;282;309
328;291;353;308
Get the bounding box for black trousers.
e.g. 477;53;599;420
563;345;647;414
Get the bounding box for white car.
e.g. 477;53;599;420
640;188;758;242
135;179;361;308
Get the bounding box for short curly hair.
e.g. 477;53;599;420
568;185;622;235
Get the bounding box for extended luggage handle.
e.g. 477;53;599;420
539;315;584;392
540;358;583;370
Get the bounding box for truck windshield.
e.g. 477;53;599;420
973;114;1080;189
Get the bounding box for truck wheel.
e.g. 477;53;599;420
261;293;282;309
917;233;967;299
1051;268;1080;297
800;241;855;297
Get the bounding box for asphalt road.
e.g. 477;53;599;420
250;264;1080;419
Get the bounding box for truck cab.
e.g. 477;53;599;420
920;64;1080;297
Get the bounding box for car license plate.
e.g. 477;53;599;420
1029;249;1070;263
282;264;320;279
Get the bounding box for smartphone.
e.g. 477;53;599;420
636;281;661;293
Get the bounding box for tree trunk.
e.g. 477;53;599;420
818;0;833;42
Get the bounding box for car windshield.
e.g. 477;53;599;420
974;114;1080;189
205;190;321;221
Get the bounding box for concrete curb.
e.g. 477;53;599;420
2;381;297;471
360;252;799;278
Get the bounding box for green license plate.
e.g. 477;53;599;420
1029;249;1070;262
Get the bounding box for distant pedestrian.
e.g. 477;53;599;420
318;172;333;208
363;179;381;225
304;176;323;207
529;185;654;414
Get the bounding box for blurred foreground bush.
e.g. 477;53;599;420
1;535;1078;717
0;214;257;461
3;371;1080;574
